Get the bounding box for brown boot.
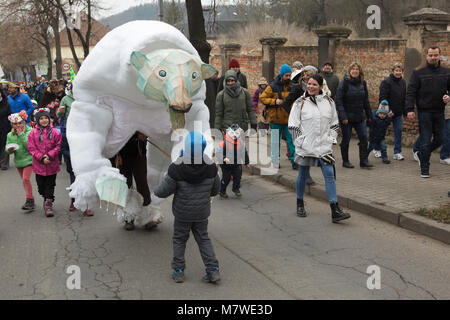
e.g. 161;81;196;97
69;198;76;211
44;199;54;217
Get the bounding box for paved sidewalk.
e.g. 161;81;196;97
246;135;450;244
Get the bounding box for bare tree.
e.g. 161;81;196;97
51;0;104;68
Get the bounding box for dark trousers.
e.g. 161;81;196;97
220;164;242;193
61;132;75;185
35;174;57;201
340;121;368;148
172;219;219;270
368;139;387;159
118;155;151;206
417;112;445;171
0;149;9;169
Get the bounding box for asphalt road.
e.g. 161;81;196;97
0;162;449;300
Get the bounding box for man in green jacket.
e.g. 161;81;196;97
214;70;257;134
322;61;339;100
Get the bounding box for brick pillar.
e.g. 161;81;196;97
314;25;352;70
219;43;241;75
259;37;287;82
403;7;450;82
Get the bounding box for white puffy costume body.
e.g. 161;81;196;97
67;21;216;226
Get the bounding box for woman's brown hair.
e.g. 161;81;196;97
348;62;364;80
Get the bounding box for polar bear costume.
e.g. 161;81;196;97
66;21;216;226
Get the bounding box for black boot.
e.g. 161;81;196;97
330;203;351;223
297;199;307;217
359;144;373;168
124;220;135;231
341;146;354;168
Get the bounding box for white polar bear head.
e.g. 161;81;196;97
131;49;217;114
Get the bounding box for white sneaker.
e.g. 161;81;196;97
373;150;381;158
413;150;419;162
440;158;450;165
393;153;405;161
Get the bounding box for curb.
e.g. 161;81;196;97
246;165;450;245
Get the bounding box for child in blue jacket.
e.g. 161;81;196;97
368;100;393;164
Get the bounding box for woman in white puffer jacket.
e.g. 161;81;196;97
288;74;350;223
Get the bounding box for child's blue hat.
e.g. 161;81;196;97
180;131;206;162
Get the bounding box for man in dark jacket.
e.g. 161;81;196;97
0;89;12;170
154;131;221;284
405;46;450;178
322;61;339;100
111;132;151;230
216;58;248;93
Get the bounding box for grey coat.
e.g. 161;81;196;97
154;158;220;222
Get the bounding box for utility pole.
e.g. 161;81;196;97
158;0;164;21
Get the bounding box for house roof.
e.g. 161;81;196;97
59;12;110;47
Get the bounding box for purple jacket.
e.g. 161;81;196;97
27;125;62;176
252;89;262;113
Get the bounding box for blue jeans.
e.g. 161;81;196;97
415;112;446;171
392;116;403;154
340;121;368;148
368;139;387;159
440;119;450;160
270;123;295;164
296;161;337;204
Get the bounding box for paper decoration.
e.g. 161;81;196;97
95;176;128;214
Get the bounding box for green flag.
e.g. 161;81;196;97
69;65;76;82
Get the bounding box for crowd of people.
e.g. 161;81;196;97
213;46;450;220
0;46;449;284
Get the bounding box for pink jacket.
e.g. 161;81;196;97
27;126;62;176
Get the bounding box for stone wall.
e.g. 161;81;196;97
209;29;449;142
334;39;407;106
274;46;319;76
421;31;450;58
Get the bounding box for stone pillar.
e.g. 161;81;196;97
402;7;450;82
259;37;287;82
219;43;241;75
314;25;351;70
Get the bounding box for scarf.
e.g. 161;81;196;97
225;81;242;98
38;124;52;142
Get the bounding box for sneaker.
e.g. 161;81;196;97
413;150;419;162
124;220;135;231
202;267;220;283
373;150;381;158
172;268;185;283
393;153;405;161
144;221;158;230
440;158;450;165
382;158;391;164
233;189;242;197
22;198;35;211
219;192;228;198
69;198;76;211
420;170;430;178
83;209;94;216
